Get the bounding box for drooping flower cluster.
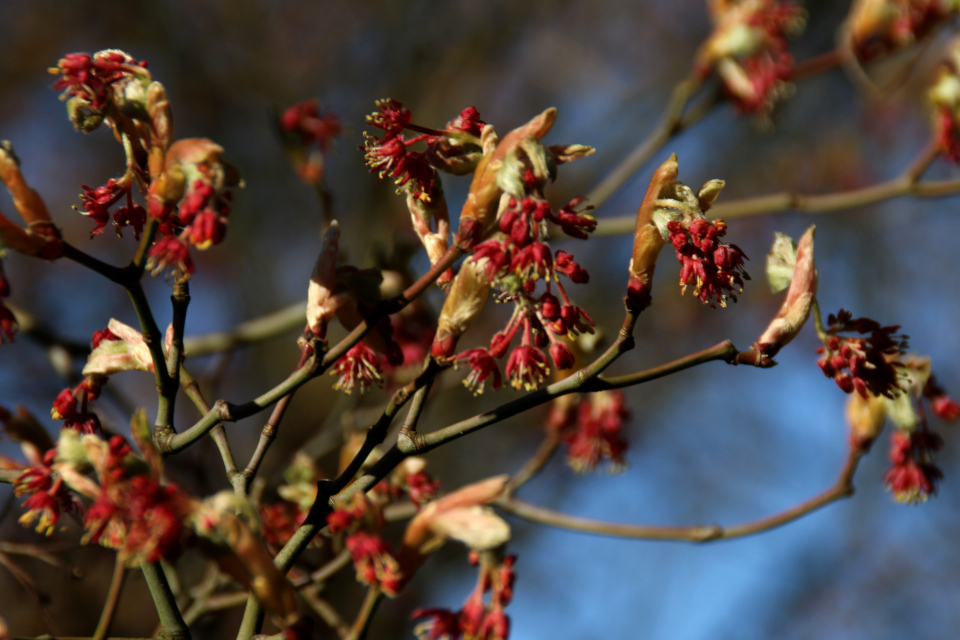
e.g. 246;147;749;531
15;448;80;536
884;429;944;504
631;160;749;309
326;493;403;596
427;109;597;393
146;138;240;277
548;391;631;474
332;342;385;395
412;553;517;640
49;50;151;128
76;176;146;239
697;0;806;114
277;98;343;185
51;377;105;434
928;37;960;162
363;99;485;203
667;218;749;307
848;0;958;61
82;434;191;563
817;310;908;398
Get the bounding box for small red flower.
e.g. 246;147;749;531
147;236;194;276
561;391;630;474
455;348;502;395
279;99;343;150
817;310;907;398
554;250;589;284
884;430;943;504
505;345;549;391
15;450;79;536
668;218;748;307
0;302;16;343
261;502;306;548
344;531;403;596
331;343;384;395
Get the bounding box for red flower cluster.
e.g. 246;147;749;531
925;375;960;422
279;99;343;151
935;107;960;163
260;501;306;548
77;177;146;239
51;377;105;434
667;218;748;307
326;495;402;595
49;51;148;111
884;429;943;504
817;310;908;398
0;261;15;343
83;435;191;563
363;100;486;202
549;391;630;473
332;342;385;395
413;554;517;640
148;177;232;276
15;449;80;535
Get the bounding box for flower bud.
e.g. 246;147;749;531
455;109;557;250
431;260;490;358
752;225;817;358
306;222;342;338
625;154;678;312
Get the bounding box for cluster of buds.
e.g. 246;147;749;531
817;309;908;398
412;552;517;640
76;176;146;239
363;100;488;282
377;457;442;509
326;493;403;595
146;138;241;276
548;391;630;474
78;433;191;563
697;0;806;114
928;37;960;162
51;377;105;434
847;0;958;61
844;355;958;503
14;448;79;536
277;98;343;185
431;108;597;392
627;155;748;312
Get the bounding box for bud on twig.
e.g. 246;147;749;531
625;154;677;312
455;108;557;250
306;221;342;339
750;225;817;360
431;260;490;359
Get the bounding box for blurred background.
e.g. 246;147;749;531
2;0;960;638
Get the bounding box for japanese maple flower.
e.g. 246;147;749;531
557;391;631;474
505;344;550;391
49;50;149;112
331;342;384;395
668;218;749;307
15;449;79;535
345;531;404;596
884;430;944;504
454;348;503;395
77;177;146;239
51;377;105;434
0;301;15;343
817;310;908;398
64;433;194;564
848;0;957;61
698;0;806;114
260;502;306;548
279;99;343;150
928;41;960;162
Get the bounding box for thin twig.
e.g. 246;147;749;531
93;556;127;640
506;432;562;496
301;585;350;638
346;587;383;640
497;448;863;542
182;302;305;356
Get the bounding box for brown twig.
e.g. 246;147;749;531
497;448;863;542
92;556;127;640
